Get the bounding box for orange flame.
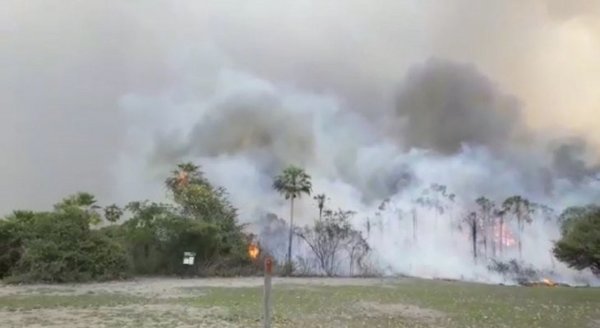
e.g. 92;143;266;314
542;278;557;287
493;224;516;247
177;171;189;188
248;242;260;260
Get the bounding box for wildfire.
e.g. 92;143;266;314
177;171;189;188
248;242;260;260
542;278;557;287
493;224;516;247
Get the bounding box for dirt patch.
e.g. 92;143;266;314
0;277;401;298
0;304;237;328
357;300;446;324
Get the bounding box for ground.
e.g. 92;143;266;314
0;277;599;328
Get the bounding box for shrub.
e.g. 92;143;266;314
1;204;131;283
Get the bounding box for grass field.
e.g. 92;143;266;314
0;277;598;327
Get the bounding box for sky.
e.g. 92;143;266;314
1;0;599;215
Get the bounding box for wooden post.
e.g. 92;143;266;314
263;257;273;328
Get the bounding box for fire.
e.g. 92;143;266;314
248;242;260;260
177;171;189;188
542;278;557;287
492;224;516;247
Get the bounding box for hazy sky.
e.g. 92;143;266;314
1;0;599;215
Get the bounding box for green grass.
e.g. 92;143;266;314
187;281;600;327
0;279;598;327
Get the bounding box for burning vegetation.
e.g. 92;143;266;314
248;242;260;260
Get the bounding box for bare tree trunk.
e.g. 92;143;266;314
412;208;417;242
287;197;295;275
482;216;488;258
471;219;478;262
499;215;504;256
518;217;523;260
491;216;496;258
349;251;354;276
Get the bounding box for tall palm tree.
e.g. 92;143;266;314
313;194;327;220
273;165;312;274
165;162;206;193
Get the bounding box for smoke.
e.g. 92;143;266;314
2;0;600;283
393;59;524;154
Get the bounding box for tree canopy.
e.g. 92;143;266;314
553;205;600;276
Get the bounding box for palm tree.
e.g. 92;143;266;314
104;204;123;223
313;194;327;220
54;192;102;224
165;162;207;193
273;165;312;274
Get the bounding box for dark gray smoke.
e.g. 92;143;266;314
151;92;315;176
394;59;523;154
551;138;600;183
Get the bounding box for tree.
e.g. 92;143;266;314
104;204;123;223
54;192;102;225
502;196;534;259
296;209;368;276
273;165;312;274
165;163;239;233
165;162;209;193
476;197;495;257
553;205;600;276
464;212;479;261
313;194;327;221
348;229;370;276
1;194;131;283
495;208;507;256
415;184;455;232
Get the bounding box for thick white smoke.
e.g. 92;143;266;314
114;53;600;285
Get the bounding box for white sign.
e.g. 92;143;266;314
183;252;196;265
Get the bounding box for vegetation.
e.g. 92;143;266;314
272;165;312;274
296;209;369;276
1;160;598;283
0;162;256;283
553;205;600;275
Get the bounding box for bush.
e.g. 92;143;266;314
554;205;600;276
1;205;131;283
487;259;539;284
0;162;258;282
0;220;23;279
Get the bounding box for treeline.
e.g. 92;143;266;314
0;163;256;283
270;167;599;278
0;163;598;283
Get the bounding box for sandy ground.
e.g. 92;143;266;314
0;277;396;298
0;277;403;328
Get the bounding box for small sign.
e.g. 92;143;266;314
183;252;196;265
